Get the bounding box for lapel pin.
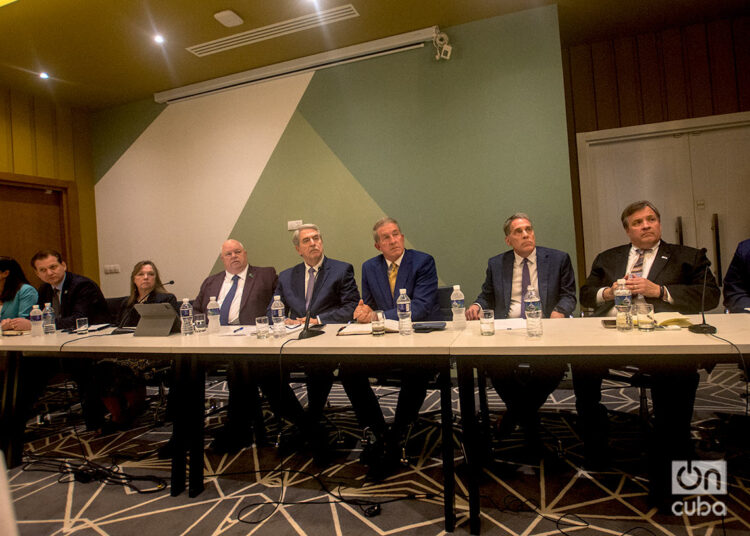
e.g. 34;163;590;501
661;256;668;260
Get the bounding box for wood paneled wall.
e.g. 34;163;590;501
0;86;99;279
562;15;750;276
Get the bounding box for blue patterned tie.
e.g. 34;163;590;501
219;274;239;325
520;258;530;319
305;267;316;311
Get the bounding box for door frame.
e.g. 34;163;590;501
0;171;82;273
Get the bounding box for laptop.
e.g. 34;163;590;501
0;454;19;536
133;303;180;336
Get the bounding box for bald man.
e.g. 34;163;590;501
194;239;278;453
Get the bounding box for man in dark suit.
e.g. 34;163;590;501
23;249;109;330
466;213;576;453
193;239;277;452
724;238;750;313
259;224;359;463
344;217;441;478
577;200;719;507
15;249;109;430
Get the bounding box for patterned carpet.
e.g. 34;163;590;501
7;364;750;535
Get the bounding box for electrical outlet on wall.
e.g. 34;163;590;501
287;220;303;231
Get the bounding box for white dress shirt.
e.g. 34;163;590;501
508;249;539;319
218;266;249;325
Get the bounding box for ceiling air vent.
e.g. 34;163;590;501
187;4;360;57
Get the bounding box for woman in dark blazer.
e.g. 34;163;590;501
117;260;178;326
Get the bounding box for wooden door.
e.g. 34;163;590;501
0;182;68;288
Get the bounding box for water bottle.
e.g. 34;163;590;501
30;305;44;337
396;288;412;336
523;286;543;338
270;295;285;338
206;296;220;333
42;302;56;335
613;278;633;331
180;298;194;335
451;284;466;330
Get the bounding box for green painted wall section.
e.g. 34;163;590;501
296;6;576;303
91;98;166;183
212;110;442;287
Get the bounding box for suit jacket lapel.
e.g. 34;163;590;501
502;252;514;317
239;266;257;311
647;242;671;283
394;250;412;299
536;249;549;308
292;263;306;304
309;258;328;310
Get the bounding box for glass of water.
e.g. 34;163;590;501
255;316;270;339
636;303;655;332
371;310;386;336
480;309;495;336
75;317;89;334
193;313;207;333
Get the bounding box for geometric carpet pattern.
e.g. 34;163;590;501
8;364;750;535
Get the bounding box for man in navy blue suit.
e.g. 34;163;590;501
724;238;750;313
260;224;359;462
343;217;440;479
466;213;576;454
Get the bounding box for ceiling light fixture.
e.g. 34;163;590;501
214;9;244;28
156;26;438;104
154;34;165;44
39;72;49;79
0;0;19;7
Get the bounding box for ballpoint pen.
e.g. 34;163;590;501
233;327;244;333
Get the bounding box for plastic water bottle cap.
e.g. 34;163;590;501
45;302;51;307
183;298;189;303
210;296;216;301
274;295;280;300
399;289;406;294
453;284;460;290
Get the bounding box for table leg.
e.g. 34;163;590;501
0;351;24;468
457;359;481;535
188;356;205;497
170;356;187;496
439;363;456;532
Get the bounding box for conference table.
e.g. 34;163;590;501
3;315;750;534
0;325;459;532
452;313;750;535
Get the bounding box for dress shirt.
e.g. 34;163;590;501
304;257;325;302
508;249;539;319
596;241;672;306
385;252;405;275
218;266;249;324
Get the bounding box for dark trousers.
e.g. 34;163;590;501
485;361;565;429
339;363;430;440
225;360;334;440
571;362;698;498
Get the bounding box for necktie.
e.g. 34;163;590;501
388;262;399;296
219;274;239;325
520;258;530;319
305;266;316;311
630;249;646;278
52;289;61;316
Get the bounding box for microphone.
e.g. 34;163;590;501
163;280;175;285
688;248;717;334
298;307;324;339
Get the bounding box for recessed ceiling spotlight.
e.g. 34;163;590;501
39;72;49;79
214;9;243;28
154;34;165;44
0;0;19;8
